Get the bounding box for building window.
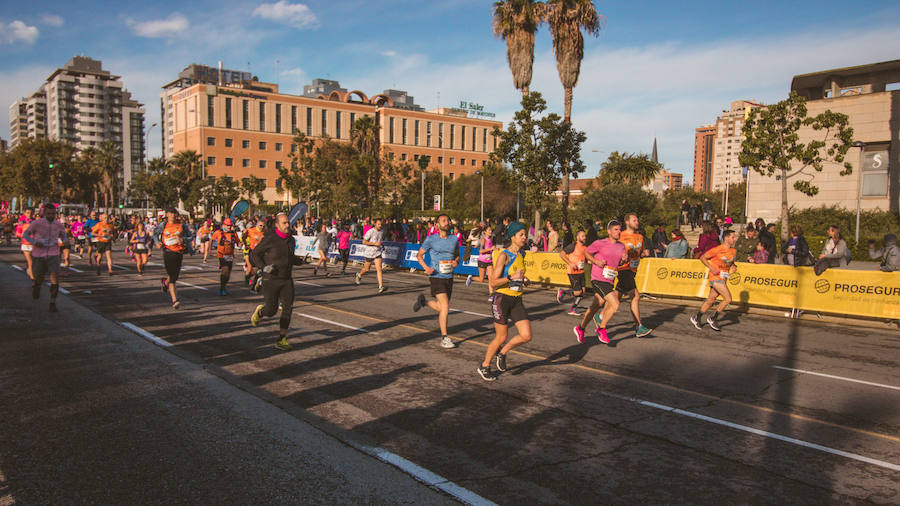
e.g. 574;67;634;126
259;102;265;131
449;125;454;149
225;98;233;128
471;127;476;151
438;123;443;148
400;153;407;160
437;156;443;164
207;96;214;126
275;142;282;151
321;109;327;136
242;139;250;149
414;120;419;146
306;107;312;135
275;161;282;169
225;138;232;147
449;157;454;165
461;126;466;150
275;103;281;133
350;112;355;129
862;148;890;197
291;105;297;134
414;154;419;161
242;159;250;168
259;160;267;168
482;160;487;166
389;118;395;144
482;128;487;152
402;118;407;145
461;158;465;166
207;136;215;146
336;111;341;139
427;121;432;147
259;141;267;150
449;172;454;180
471;159;476;166
207;156;215;166
225;157;233;167
242;100;249;129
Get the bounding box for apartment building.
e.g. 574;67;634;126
711;100;763;191
692;125;715;192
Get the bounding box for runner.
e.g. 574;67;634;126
466;225;495;300
574;220;628;344
557;229;588;316
211;218;241;295
249;212;303;351
199;219;212;264
83;211;99;265
243;218;265;287
336;222;352;275
691;229;738;331
71;215;85;257
477;221;532;381
59;214;72;271
130;221;152;275
155;208;191;309
91;213;116;276
413;214;459;349
15;209;34;279
355;217;387;294
597;213;653;338
312;223;333;277
23;203;68;312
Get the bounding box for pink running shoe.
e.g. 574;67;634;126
573;325;586;344
598;328;610;344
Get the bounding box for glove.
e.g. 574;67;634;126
263;265;275;274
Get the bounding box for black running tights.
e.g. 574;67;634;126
261;278;294;330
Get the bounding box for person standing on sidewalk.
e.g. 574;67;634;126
23;203;68;312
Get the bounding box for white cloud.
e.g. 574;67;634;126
40;15;64;27
380;50;397;57
0;20;40;45
253;1;318;29
127;13;189;38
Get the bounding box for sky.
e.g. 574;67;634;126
2;0;900;184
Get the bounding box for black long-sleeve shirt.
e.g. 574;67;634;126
250;230;302;280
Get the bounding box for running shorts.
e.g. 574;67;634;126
615;270;637;294
60;243;70;250
429;277;453;298
568;273;585;293
219;257;233;269
709;279;728;288
477;260;492;269
163;249;183;283
491;292;528;325
95;241;111;254
591;280;616;298
32;255;61;279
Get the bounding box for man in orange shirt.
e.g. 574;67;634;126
91;213;116;276
211;218;242;295
557;229;587;315
243;218;265;288
609;213;653;338
692;229;738;331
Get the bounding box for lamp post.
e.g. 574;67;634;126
143;122;157;210
475;170;484;222
852;140;865;242
435;134;447;210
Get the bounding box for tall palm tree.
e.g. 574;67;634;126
76;146;101;207
171;150;203;180
350;115;379;158
96;141;123;208
492;0;544;96
546;0;603;225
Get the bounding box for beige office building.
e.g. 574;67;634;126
8;91;48;148
711;100;763;191
748;60;900;223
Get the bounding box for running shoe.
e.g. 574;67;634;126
48;302;57;313
378;285;387;294
413;293;426;312
313;267;318;276
466;275;473;287
477;366;496;381
172;300;180;309
488;294;495;302
440;336;456;349
354;272;361;285
275;337;292;351
250;304;264;326
161;278;168;293
593;312;603;333
574;325;586;344
556;288;564;304
690;313;703;330
598;327;610;344
635;325;653;338
222;288;230;296
108;271;113;277
567;307;582;316
495;353;508;372
707;316;721;331
325;272;333;278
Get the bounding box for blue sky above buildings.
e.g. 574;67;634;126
2;0;899;182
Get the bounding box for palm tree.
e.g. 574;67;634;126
171;150;203;180
545;0;603;225
76;147;101;207
350;115;381;200
96;141;123;208
492;0;544;96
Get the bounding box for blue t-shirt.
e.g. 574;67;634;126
84;219;99;238
421;233;459;278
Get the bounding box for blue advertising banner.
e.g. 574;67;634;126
401;243;481;276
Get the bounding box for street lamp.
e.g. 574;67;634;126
436;133;447;210
475;170;484;222
144;122;157;166
852;140;865;242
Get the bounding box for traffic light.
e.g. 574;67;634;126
48;161;55;169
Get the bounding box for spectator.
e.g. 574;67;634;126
702;198;714;222
680;200;690;227
693;221;720;258
546;221;560;252
818;224;849;268
715;217;725;242
560;221;574;248
750;240;770;264
782;225;812;266
664;229;689;259
584;218;598;244
735;226;759;262
755;219;777;264
651;224;668;257
690;202;702;229
869;233;900;272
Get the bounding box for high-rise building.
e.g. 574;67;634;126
0;137;7;155
692;125;715;192
9;56;146;195
663;172;683;190
711;100;763;191
302;78;347;98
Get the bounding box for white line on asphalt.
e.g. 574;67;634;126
112;264;130;271
147;262;162;267
295;312;370;332
176;281;209;291
296;280;324;287
451;308;492;318
773;366;900;392
43;282;70;295
118;321;173;348
347;441;497;506
182;265;203;271
11;265;23;271
611;394;900;472
68;266;83;272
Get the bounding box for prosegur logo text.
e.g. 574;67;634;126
739;275;799;289
658;268;705;280
832;282;900;296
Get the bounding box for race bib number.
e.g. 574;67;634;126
438;260;454;274
135;243;147;250
602;266;618;281
508;279;524;292
223;255;233;262
721;271;730;280
91;237;99;243
77;235;86;240
577;261;585;270
629;259;640;269
164;236;179;246
21;244;33;252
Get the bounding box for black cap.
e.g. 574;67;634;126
166;207;177;214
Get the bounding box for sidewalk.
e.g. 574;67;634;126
0;262;452;504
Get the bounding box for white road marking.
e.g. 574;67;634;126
346;441;497;506
118;321;173;348
608;394;900;472
182;265;203;271
67;266;83;273
176;281;209;291
773;366;900;392
296;280;324;287
43;282;70;295
11;265;23;271
112;264;130;271
295;312;370;332
451;308;492;318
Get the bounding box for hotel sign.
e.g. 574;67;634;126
219;88;268;101
457;101;496;118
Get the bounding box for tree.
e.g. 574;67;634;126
414;155;431;211
598;151;662;186
282;131;316;205
241;174;267;204
169;150;205;211
573;182;657;228
96;141;123;208
128;157;179;210
350;116;382;199
493;0;544;96
739;92;854;242
0;138;89;204
492;92;587;229
201;175;241;213
545;0;603;225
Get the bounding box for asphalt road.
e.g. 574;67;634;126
1;244;898;504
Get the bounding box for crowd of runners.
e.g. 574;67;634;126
0;202;832;382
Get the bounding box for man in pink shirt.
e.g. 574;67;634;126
23;203;68;312
573;220;627;344
336;222;353;275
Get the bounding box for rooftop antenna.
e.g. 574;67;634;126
275;59;280;84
